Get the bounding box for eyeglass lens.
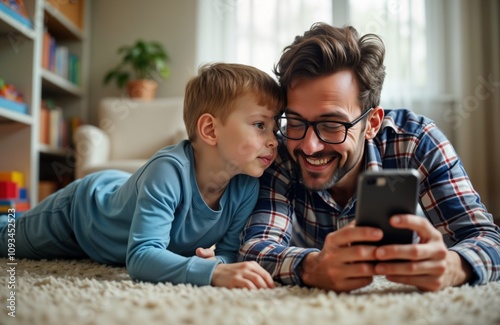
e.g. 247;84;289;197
277;118;347;143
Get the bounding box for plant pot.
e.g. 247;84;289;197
127;79;158;101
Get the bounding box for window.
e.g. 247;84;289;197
197;0;437;111
196;0;332;77
346;0;427;108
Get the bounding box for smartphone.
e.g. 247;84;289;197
355;169;420;246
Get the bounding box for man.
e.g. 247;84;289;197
238;23;500;292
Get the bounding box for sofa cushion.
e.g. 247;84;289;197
98;97;187;160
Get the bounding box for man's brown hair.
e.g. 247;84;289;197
274;23;386;111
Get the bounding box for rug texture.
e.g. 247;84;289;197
1;258;499;325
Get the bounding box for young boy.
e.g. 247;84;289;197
0;63;284;289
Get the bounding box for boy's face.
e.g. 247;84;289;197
215;93;278;178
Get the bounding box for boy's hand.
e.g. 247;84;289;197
197;247;276;289
211;261;276;289
196;247;216;260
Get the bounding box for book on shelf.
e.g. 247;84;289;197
39;105;50;145
68;54;80;85
42;29;51;69
0;96;27;114
41;28;81;85
49;105;63;148
0;0;33;29
4;0;28;17
40;99;63;148
57;46;69;79
39;99;83;149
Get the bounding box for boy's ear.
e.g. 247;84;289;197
197;113;217;146
365;106;384;140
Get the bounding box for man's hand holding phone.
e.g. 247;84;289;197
301;170;472;292
300;222;384;292
371;213;471;291
300;216;460;293
352;170;472;290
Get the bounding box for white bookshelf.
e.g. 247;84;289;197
0;0;90;206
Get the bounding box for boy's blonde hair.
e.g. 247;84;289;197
184;63;285;141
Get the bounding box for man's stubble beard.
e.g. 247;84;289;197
295;132;367;192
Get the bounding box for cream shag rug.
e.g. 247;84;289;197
1;258;499;325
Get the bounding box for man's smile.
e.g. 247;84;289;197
305;156;333;166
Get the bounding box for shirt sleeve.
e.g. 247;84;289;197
214;178;260;264
414;122;500;285
126;157;220;286
238;155;319;286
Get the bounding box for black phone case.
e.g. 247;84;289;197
355;169;420;246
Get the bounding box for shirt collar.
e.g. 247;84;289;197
365;138;383;172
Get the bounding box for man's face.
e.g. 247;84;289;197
285;70;369;191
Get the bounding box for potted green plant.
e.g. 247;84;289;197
103;39;170;100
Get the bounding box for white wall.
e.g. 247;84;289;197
88;0;198;125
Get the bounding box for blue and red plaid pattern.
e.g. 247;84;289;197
238;109;500;286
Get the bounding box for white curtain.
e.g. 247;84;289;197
196;0;332;77
443;0;500;220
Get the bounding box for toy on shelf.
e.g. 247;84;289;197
0;78;28;114
0;78;25;101
0;171;30;216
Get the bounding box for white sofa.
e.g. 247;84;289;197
74;97;187;179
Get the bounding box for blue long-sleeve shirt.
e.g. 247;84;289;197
69;140;259;285
238;109;500;286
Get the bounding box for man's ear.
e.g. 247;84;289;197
365;106;384;140
197;113;217;146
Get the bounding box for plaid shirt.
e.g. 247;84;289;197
238;109;500;286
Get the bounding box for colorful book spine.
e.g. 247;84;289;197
42;29;51;69
41;28;80;85
39;105;50;144
68;54;80;85
0;0;33;29
49;106;63;148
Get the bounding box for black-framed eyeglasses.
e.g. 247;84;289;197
274;108;373;144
